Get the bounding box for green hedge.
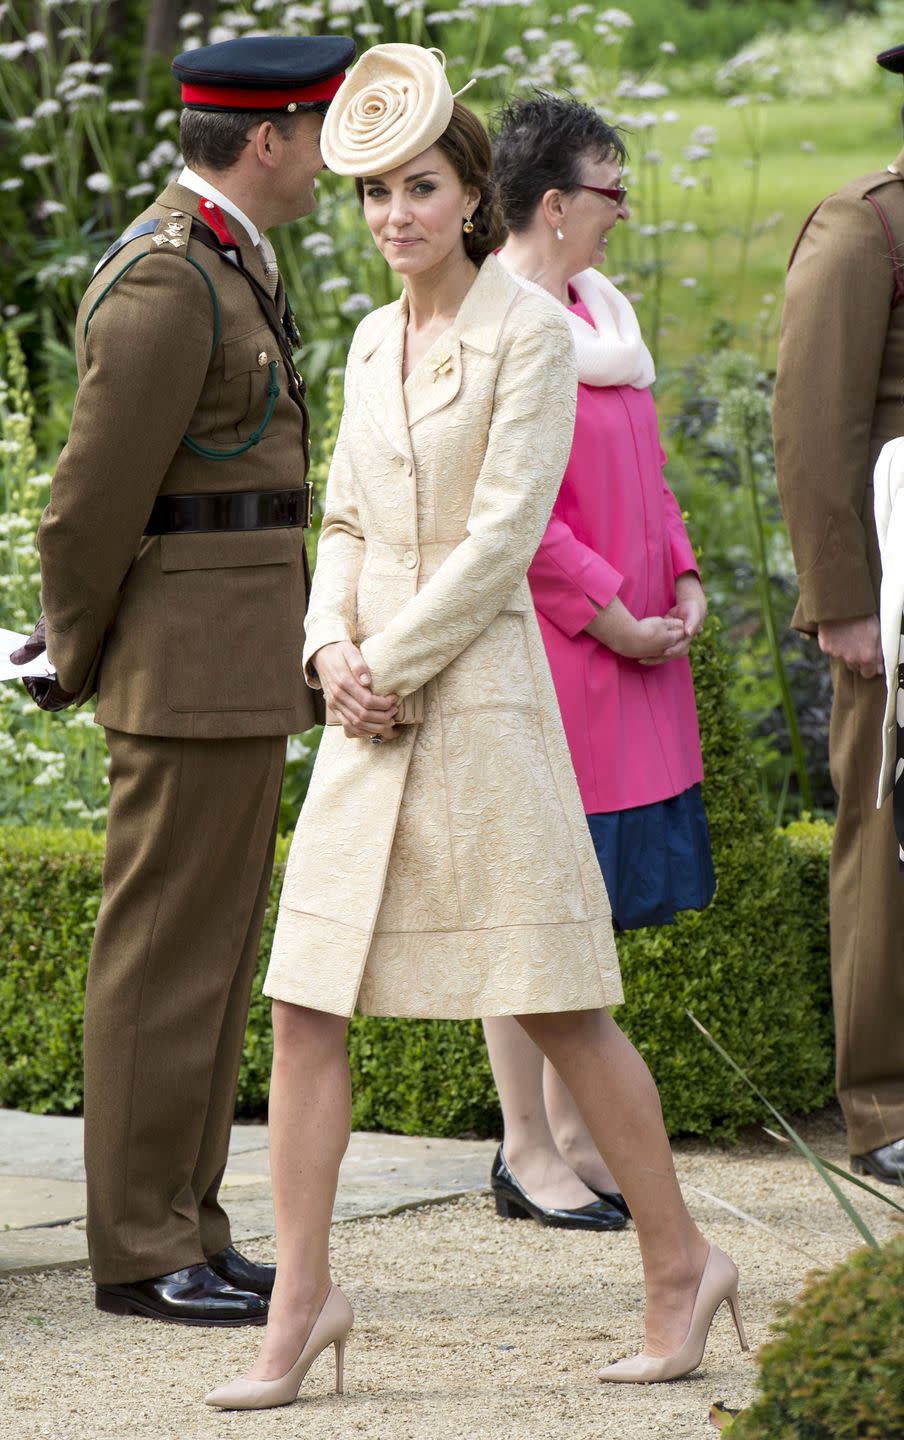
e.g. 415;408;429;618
0;621;835;1138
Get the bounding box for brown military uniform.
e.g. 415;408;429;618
773;148;904;1157
37;180;319;1283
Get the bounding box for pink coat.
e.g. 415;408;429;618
528;354;704;815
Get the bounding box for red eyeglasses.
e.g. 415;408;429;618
577;183;628;206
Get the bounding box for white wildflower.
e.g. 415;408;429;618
330;0;364;12
355;21;381;34
180;37;203;51
661;110;679;123
86;172;113;194
179;10;203;26
25;31;48;52
691;125;718;146
599;7;633;27
681;176;697;189
126;182;155;198
683;145;711;163
302;231;335;255
59;26;84;39
155;108;179;130
14;117;36;133
800;140;816;153
208;26;238;44
0;42;26;60
33;99;62;119
660;40;676;54
66;83;105;103
680;277;697;288
109;99;143;114
340;292;373;316
1;178;24;191
35;199;66;217
726;95;749;109
63;60;94;77
21;153;53;170
320;276;350;292
681;221;697;233
644;149;662;165
522;27;546;41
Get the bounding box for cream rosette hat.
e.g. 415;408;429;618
320;42;473;177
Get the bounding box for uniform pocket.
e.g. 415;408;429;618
160;529;299;713
217;326;278;440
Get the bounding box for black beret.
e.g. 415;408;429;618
173;35;357;111
877;44;904;75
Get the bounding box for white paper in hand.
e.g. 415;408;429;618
0;627;56;683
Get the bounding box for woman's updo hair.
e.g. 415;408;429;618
491;91;627;234
355;101;506;265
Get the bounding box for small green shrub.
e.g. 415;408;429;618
0;621;835;1137
731;1237;904;1440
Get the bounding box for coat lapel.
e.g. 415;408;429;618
403;338;463;427
358;301;414;464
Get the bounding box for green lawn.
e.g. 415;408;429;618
605;92;903;374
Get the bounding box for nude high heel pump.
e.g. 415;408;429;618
205;1284;353;1411
598;1245;749;1384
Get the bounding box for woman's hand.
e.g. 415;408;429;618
585;596;685;660
641;572;708;665
312;641;400;740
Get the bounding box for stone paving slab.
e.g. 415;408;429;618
0;1109;498;1276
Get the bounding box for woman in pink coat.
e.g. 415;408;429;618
483;92;715;1230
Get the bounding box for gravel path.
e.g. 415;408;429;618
2;1115;897;1440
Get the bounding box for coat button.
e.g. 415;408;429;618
403;551;418;569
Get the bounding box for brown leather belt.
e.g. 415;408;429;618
144;483;313;535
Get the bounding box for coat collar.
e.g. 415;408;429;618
356;256;521;447
156;181;268;289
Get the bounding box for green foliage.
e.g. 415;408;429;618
0;622;835;1138
0;826;103;1113
731;1237;904;1440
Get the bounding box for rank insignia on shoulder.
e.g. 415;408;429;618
153;214;187;250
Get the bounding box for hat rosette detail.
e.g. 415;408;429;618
320;44;455;176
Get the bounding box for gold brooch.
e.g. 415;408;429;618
431;353;453;382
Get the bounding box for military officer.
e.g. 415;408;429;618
13;34;366;1323
773;43;904;1186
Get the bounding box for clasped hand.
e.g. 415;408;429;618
313;641;399;740
586;574;707;664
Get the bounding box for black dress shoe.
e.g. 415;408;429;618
851;1138;904;1185
589;1185;632;1221
490;1147;627;1231
207;1245;275;1297
95;1263;268;1326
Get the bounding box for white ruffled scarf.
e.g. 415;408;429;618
498;259;655;390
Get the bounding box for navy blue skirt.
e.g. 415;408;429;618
587;784;715;931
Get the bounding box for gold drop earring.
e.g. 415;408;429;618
463;215;475;233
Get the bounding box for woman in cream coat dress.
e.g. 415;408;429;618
206;47;745;1412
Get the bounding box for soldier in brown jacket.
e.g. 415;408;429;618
13;35;377;1324
773;43;904;1186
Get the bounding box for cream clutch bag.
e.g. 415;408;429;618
325;686;424;726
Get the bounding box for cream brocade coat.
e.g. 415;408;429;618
264;257;623;1018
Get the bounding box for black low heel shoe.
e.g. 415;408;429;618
589;1186;632;1221
490;1148;627;1232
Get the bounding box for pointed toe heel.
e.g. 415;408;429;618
205;1284;353;1411
598;1245;749;1384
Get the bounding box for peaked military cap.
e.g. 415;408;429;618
877;44;904;74
173;35;357;112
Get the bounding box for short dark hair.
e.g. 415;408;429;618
491;91;627;234
179;102;327;172
354;101;506;266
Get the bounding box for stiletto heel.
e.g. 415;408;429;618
598;1246;749;1384
205;1284;354;1410
728;1288;750;1352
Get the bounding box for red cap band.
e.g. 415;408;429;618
181;73;345;109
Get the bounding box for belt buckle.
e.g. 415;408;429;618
303;480;314;528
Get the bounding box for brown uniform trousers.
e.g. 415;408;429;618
774;151;904;1156
37;182;318;1281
